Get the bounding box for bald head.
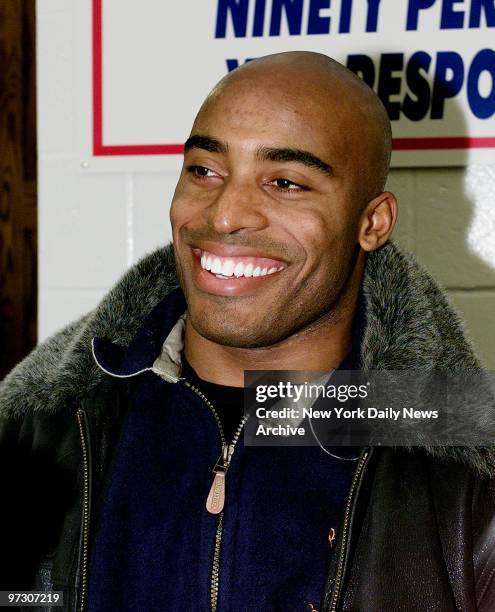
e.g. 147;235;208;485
195;51;392;204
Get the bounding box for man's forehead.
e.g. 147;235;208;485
194;64;371;145
191;82;353;167
197;72;340;122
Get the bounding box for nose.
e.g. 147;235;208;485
206;176;268;235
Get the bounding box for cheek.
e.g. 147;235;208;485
290;212;342;259
169;203;179;232
294;211;357;274
169;187;185;228
170;196;196;236
171;186;215;232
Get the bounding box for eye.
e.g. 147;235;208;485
186;165;218;179
268;178;309;193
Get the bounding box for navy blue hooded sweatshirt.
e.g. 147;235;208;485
88;288;362;611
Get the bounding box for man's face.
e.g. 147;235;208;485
170;75;365;348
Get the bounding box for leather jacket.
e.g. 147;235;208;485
1;242;494;611
1;383;494;611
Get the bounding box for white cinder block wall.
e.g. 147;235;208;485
37;2;495;368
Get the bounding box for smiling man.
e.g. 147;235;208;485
173;53;394;381
1;52;494;612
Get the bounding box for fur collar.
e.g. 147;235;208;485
1;241;494;475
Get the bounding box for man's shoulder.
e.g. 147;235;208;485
0;244;178;421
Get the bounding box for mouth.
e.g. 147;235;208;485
189;246;288;296
197;248;286;279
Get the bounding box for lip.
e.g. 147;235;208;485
188;243;288;297
189;241;288;264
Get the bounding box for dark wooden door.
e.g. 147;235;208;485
0;1;37;379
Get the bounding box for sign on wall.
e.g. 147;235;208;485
79;0;495;170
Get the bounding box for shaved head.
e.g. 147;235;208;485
195;51;392;205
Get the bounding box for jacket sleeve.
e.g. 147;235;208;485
0;414;44;589
472;475;495;611
0;313;93;590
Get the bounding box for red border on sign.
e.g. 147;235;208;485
92;0;183;155
92;0;495;156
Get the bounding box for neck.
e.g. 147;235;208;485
184;254;365;387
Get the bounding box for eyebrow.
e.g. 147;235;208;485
184;135;228;154
257;146;333;177
183;135;333;178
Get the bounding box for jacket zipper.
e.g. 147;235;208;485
183;380;248;612
76;409;91;612
327;448;371;612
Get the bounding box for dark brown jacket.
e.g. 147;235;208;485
1;242;494;611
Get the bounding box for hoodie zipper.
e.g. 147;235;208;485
76;409;92;612
74;379;366;612
327;448;371;612
183;380;248;612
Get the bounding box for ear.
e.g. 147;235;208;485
358;191;398;252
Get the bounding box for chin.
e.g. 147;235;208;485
189;310;281;349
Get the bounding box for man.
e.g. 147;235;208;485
0;52;494;611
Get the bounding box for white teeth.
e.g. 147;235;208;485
211;257;222;274
199;251;285;278
234;261;245;277
221;259;235;276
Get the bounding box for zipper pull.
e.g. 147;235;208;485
206;445;232;515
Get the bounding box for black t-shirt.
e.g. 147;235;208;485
181;354;245;442
179;288;365;443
